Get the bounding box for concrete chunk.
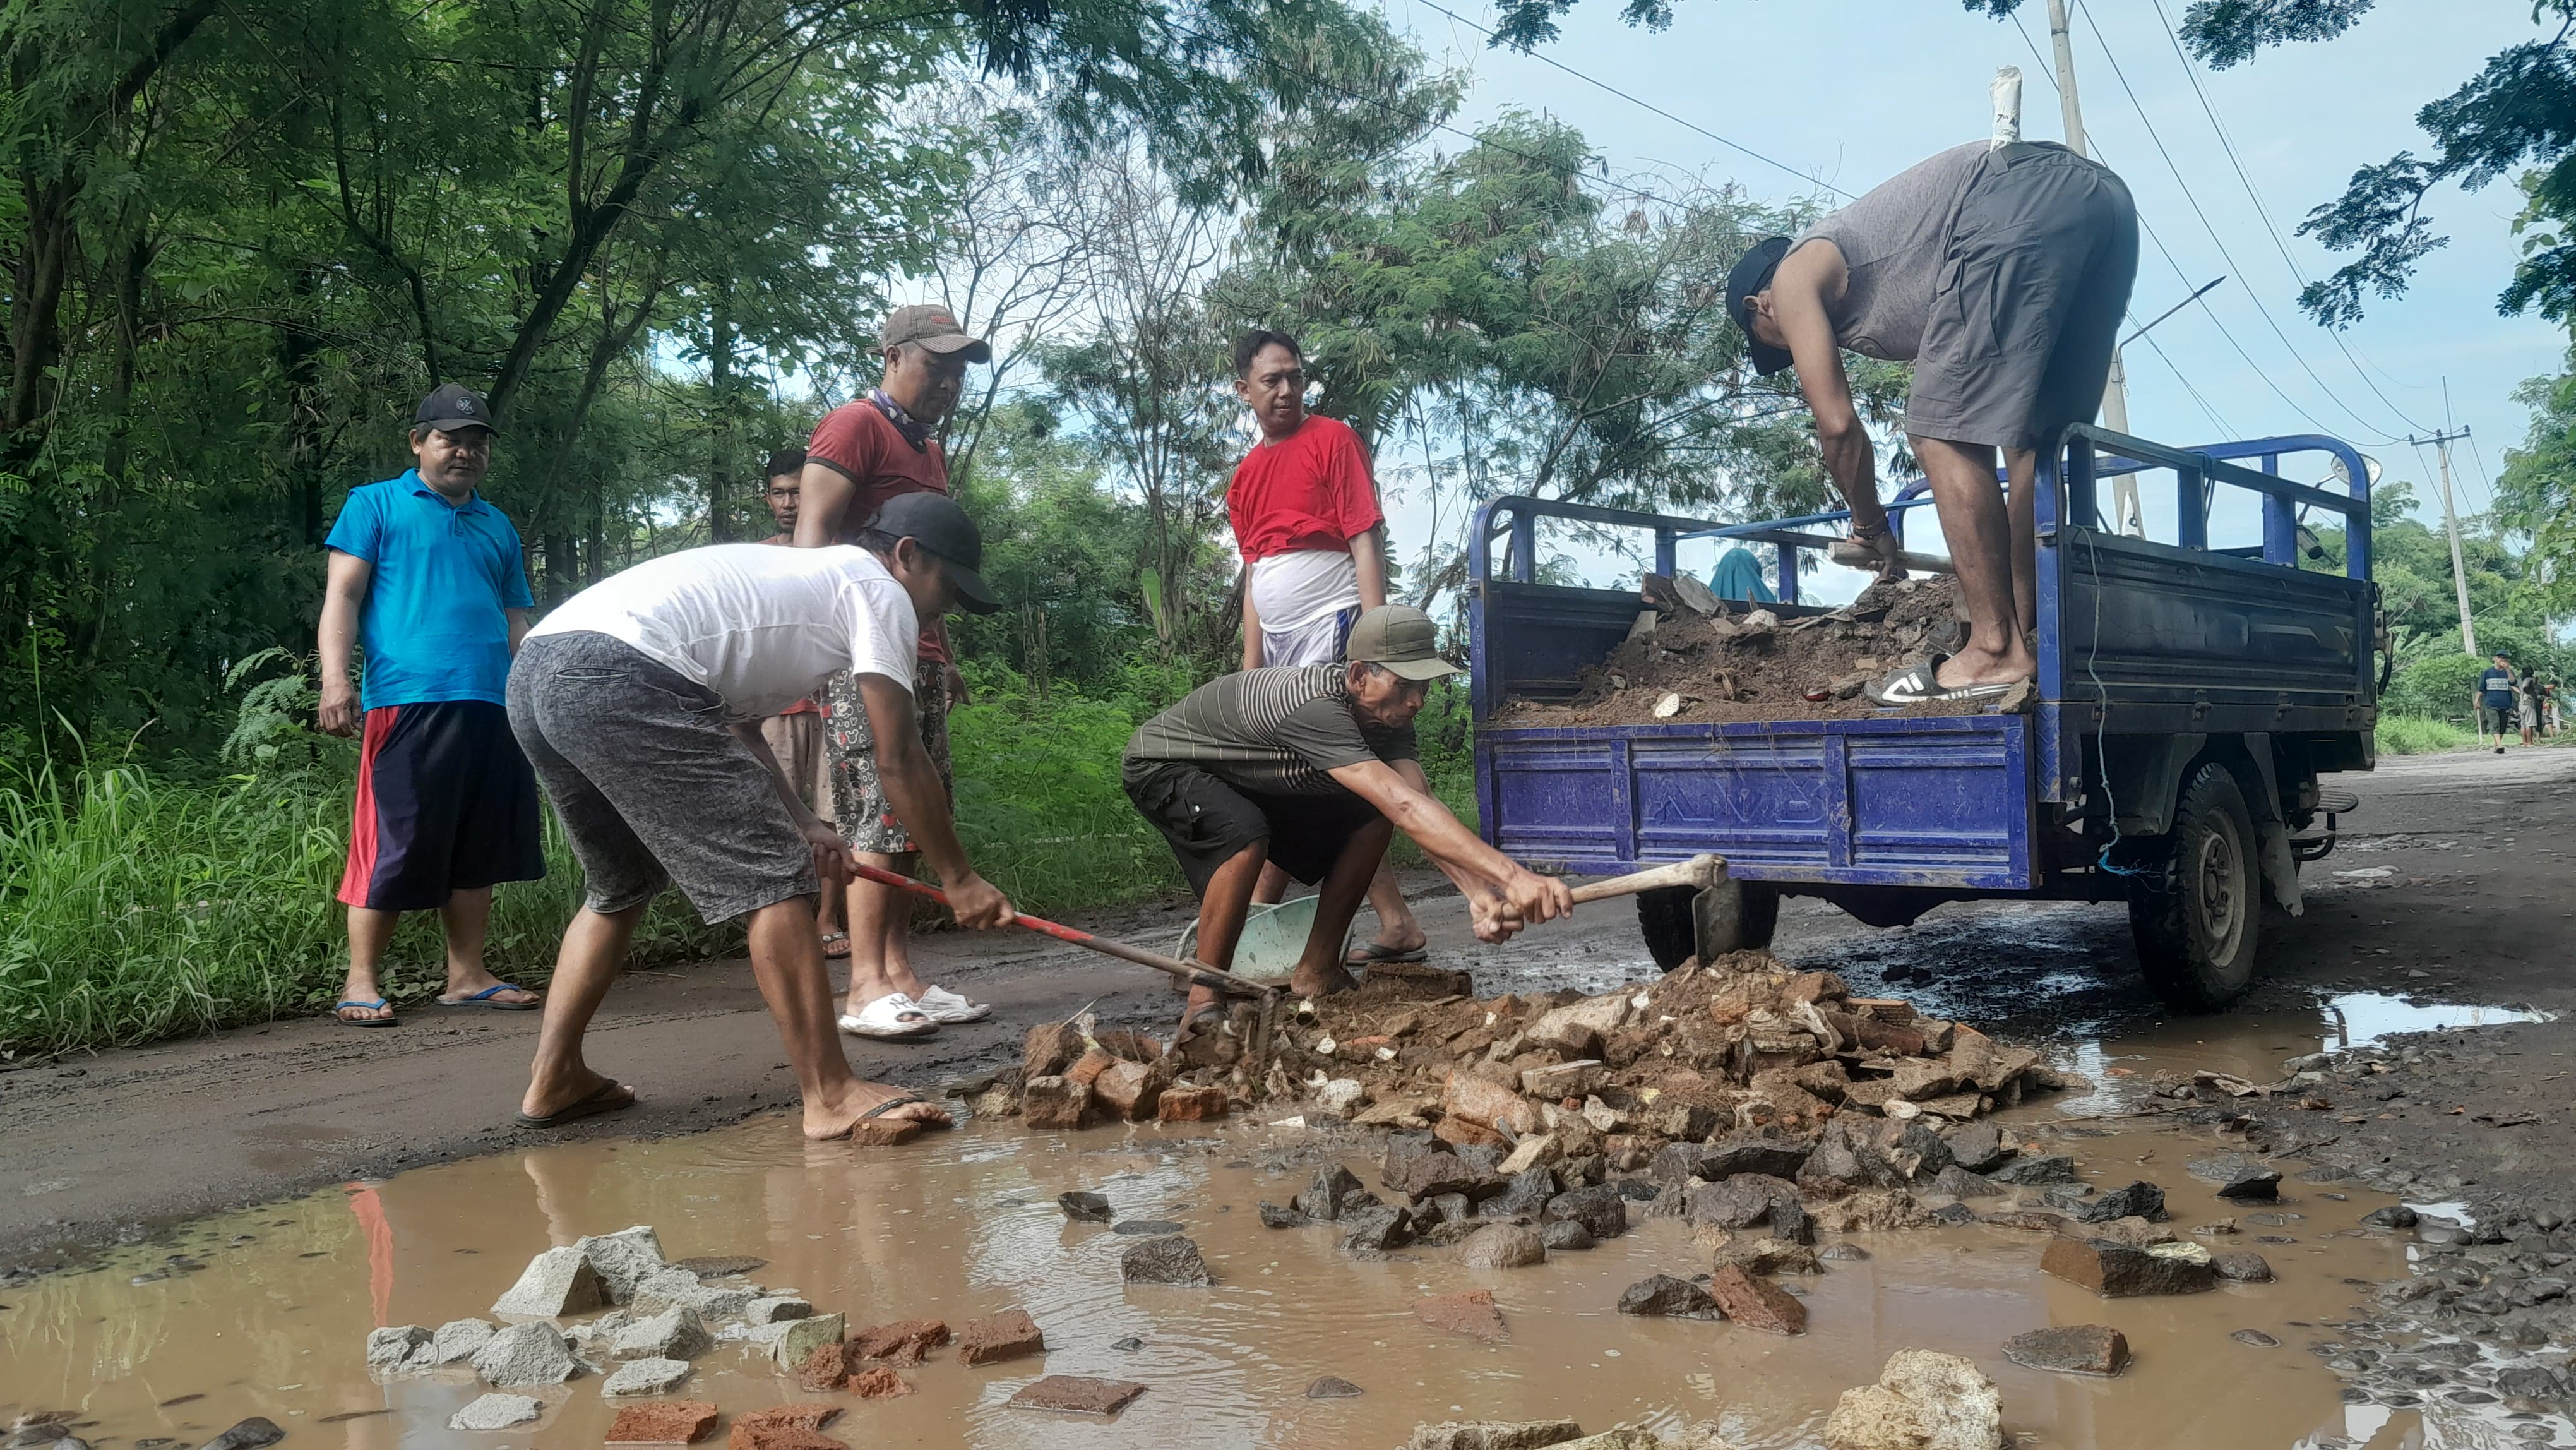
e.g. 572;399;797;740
490;1245;605;1318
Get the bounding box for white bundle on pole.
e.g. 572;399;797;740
1991;66;2023;150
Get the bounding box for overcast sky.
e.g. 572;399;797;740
1366;0;2566;598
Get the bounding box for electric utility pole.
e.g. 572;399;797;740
2409;424;2478;656
2046;0;2140;536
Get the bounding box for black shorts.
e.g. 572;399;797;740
337;698;546;912
1123;761;1385;897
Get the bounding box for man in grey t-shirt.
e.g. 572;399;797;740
1123;605;1570;1036
1726;141;2138;705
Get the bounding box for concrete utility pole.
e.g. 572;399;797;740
2046;0;2140;535
2410;424;2479;656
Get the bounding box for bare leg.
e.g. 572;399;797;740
1181;842;1268;1031
1914;434;2037;690
520;902;646;1118
1297;817;1389;997
744;896;948;1139
340;906;402;1021
2003;447;2039;637
1356;862;1426;957
842;850;929;1014
436;886;535;1004
1252;861;1291;907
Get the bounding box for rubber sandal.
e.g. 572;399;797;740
436;983;540;1010
859;1093;928;1120
838;993;938;1040
821;931;852;960
912;984;991;1023
334;998;398;1028
1344;940;1428;966
1864;656;2018;707
515;1079;636;1129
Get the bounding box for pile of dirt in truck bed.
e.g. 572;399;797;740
1494;574;2001;728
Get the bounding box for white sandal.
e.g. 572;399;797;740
912;984;991;1024
838;992;938;1040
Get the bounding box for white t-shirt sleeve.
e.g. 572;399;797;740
848;576;922;693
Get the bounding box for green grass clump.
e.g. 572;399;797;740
0;755;728;1056
2375;714;2483;755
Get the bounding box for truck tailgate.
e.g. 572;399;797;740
1477;715;2034;889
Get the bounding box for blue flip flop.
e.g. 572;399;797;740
334;998;398;1027
437;983;540;1011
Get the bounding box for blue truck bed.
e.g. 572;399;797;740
1468;427;2381;1000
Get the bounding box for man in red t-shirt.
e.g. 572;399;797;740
792;304;995;1040
1225;328;1428;965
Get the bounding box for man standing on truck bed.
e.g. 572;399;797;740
1726;141;2138;705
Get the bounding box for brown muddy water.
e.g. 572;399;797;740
0;990;2559;1450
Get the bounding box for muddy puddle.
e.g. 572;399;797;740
1;1095;2549;1450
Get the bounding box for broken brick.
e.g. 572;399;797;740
607;1402;719;1446
1156;1085;1227;1122
1705;1264;1806;1334
850;1317;950;1364
955;1307;1045;1365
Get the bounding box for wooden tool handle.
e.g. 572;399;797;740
1566;853;1729;904
844;861;1278;998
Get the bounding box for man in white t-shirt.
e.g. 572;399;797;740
504;493;1014;1142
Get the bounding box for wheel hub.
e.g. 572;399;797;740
2192;826;2243;949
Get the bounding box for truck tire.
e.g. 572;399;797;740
2125;762;2262;1010
1637;881;1779;971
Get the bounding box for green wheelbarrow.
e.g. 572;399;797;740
1175;894;1352;984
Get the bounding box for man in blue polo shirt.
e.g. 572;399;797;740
319;383;547;1026
2474;652;2519;755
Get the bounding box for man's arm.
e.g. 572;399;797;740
1350;525;1389;611
730;719;854;889
506;608;532;653
1768;244;1895;552
791;460;857;548
852;672;1014;930
318;550;372;737
1240;569;1265;671
1327;757;1570;935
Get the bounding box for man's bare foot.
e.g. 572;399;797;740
520;1067;635;1123
1290;962;1360;998
805;1081;951;1141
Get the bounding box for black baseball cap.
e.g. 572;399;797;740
875;492;999;614
415;382;496;434
1724;236;1797;377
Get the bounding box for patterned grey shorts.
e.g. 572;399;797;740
824;656;952;856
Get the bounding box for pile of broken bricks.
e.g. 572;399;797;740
361;1223;1140;1439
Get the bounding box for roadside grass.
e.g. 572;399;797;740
4;666;1484;1057
0;753;729;1057
2376;715;2484;755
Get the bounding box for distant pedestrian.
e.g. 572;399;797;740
754;446;847;959
506;493;1013;1136
790;305;993;1040
318;384;546;1027
2521;670;2544;747
2476;653;2518;753
1224;328;1431;968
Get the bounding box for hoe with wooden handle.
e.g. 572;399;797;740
1565;853;1729;905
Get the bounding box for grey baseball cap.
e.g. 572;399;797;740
1345;604;1462;681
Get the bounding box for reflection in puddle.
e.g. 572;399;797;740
0;1110;2540;1450
2318;995;2549;1050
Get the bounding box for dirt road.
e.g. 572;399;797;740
5;743;2568;1277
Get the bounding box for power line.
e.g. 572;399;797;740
2073;1;2406;443
2140;0;2433;435
2135;328;2239;437
1404;0;1855;200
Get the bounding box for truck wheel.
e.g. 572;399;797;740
2125;762;2262;1010
1637;881;1779;971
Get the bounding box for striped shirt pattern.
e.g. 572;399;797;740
1123;664;1418;796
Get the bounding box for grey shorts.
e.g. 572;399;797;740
2482;704;2515;734
758;709;834;822
507;630;816;924
1907;142;2140;452
824;657;951;856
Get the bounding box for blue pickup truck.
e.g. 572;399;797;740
1468;424;2380;1010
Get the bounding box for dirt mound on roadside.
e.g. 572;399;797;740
1494;575;1996;728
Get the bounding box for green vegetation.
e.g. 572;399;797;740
2375;716;2482;757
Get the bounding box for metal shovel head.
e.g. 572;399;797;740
1176;895;1349;983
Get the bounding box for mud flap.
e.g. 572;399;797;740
2256;817;2303;918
